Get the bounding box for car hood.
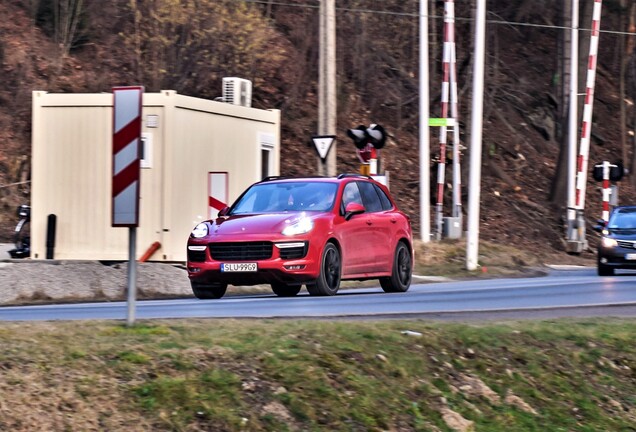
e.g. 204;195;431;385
607;229;636;240
211;212;316;235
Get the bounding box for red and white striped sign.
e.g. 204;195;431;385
112;86;143;227
208;172;228;218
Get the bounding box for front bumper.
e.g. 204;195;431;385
598;246;636;269
186;239;321;286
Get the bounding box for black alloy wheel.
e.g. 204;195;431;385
307;242;341;296
380;242;412;293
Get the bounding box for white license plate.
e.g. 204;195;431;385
221;263;258;272
626;254;636;260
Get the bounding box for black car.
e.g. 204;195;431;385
596;206;636;276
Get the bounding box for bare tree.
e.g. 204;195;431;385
53;0;86;57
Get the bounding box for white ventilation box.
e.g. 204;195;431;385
222;77;252;107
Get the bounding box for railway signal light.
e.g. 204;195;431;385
365;124;386;149
346;124;387;150
347;124;387;175
592;161;624;182
347;125;368;149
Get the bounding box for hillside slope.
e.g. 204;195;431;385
0;0;633;261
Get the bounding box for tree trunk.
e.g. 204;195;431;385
629;4;636;187
429;0;438;88
549;0;570;207
619;0;628;172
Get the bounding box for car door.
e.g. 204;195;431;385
357;181;393;272
338;181;376;275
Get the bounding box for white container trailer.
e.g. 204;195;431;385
31;90;281;261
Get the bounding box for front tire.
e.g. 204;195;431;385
191;282;228;299
380;242;412;293
271;283;301;297
597;261;614;276
307;242;341;296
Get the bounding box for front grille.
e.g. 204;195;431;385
209;242;273;261
279;244;308;259
188;250;207;262
617;240;636;249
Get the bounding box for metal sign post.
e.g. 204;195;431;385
112;86;143;326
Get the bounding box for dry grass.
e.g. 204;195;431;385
0;319;635;431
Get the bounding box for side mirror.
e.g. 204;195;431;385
218;206;230;217
344;202;365;221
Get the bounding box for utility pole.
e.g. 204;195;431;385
318;0;337;176
466;0;486;271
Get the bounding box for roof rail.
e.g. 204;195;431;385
336;173;372;180
260;175;329;182
259;176;287;182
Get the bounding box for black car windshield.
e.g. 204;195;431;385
608;209;636;229
230;182;338;214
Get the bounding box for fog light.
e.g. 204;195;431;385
600;257;608;264
284;265;306;271
188;267;201;273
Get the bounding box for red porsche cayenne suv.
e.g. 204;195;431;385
186;174;413;299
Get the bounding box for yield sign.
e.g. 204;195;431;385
312;135;336;161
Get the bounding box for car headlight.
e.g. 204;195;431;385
282;217;314;236
601;237;618;248
191;223;209;238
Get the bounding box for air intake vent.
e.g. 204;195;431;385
222;77;252;107
209;242;272;261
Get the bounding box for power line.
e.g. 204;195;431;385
237;0;636;37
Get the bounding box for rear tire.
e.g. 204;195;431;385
191;282;228;299
271;283;301;297
380;242;412;293
307;242;341;296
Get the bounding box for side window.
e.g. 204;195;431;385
341;182;363;213
373;184;393;210
358;181;383;213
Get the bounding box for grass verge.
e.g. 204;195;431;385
0;318;634;431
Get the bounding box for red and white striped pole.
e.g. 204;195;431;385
574;0;602;211
601;161;611;222
573;0;602;249
435;0;454;239
448;1;462;221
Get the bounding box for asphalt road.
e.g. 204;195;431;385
2;267;636;321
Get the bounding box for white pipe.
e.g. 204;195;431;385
419;0;431;242
567;0;579;233
466;0;486;271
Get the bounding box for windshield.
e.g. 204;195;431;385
230;182;338;215
608;209;636;229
